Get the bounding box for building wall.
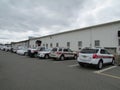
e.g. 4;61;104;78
29;39;36;48
29;22;120;54
12;40;29;48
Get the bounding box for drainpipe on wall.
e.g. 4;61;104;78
90;28;93;48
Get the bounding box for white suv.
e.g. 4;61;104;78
50;47;77;60
77;48;115;69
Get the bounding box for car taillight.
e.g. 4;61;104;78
56;52;62;54
93;54;98;59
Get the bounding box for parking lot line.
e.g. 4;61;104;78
94;66;120;80
94;66;117;73
68;64;79;67
98;72;120;80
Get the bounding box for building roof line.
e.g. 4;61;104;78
11;40;28;44
28;20;120;40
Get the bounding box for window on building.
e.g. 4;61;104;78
78;41;82;49
46;44;48;48
35;44;37;47
118;39;120;46
67;42;70;48
43;44;45;47
56;43;59;47
95;40;100;47
50;43;53;48
32;45;34;48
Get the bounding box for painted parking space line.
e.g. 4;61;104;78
94;66;117;73
94;66;120;80
98;72;120;80
68;64;79;67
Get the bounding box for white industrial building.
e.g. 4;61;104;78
11;40;29;49
25;20;120;54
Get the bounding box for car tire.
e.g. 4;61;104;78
34;53;38;58
97;61;103;70
60;55;64;60
24;52;28;56
74;55;77;60
45;54;49;59
111;59;115;65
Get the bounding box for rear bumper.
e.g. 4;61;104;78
78;62;98;66
77;57;99;65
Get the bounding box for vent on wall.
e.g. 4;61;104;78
118;31;120;37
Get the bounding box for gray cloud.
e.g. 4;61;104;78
0;0;120;43
0;0;86;32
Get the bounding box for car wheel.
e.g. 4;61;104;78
74;55;77;60
111;59;115;65
97;61;103;70
24;52;28;56
45;54;49;59
60;55;64;60
34;53;38;58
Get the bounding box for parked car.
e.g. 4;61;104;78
0;45;4;50
1;45;7;51
0;45;3;50
38;48;52;59
12;47;18;53
77;48;115;69
11;46;20;53
5;46;11;51
50;47;77;60
16;47;28;56
28;47;46;57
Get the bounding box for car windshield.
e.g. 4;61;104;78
80;49;99;54
44;49;51;51
52;48;57;52
40;47;45;51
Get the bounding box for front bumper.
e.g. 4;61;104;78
38;53;45;58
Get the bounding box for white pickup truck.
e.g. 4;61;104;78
28;47;46;58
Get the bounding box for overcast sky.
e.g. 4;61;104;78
0;0;120;43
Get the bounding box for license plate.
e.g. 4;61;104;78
82;55;87;58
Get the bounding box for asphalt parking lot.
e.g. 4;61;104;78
0;51;120;90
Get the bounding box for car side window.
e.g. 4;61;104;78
59;48;62;51
40;47;45;51
52;48;57;52
100;49;109;54
68;49;72;52
63;49;68;52
105;50;110;54
100;49;106;54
